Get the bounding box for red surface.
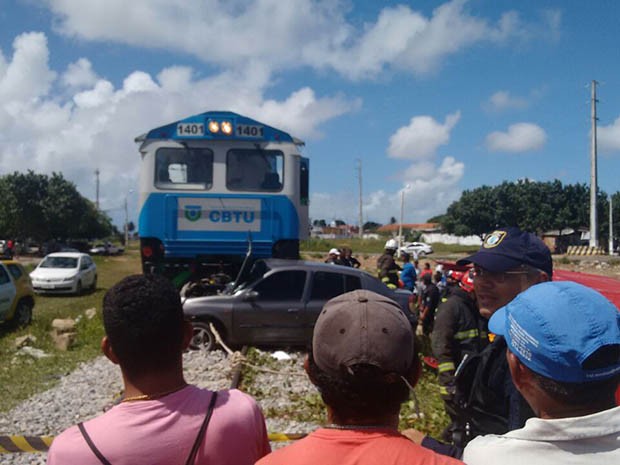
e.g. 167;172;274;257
553;269;620;310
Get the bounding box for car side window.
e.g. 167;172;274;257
254;271;306;300
310;271;347;300
0;266;10;285
344;275;362;292
7;264;22;280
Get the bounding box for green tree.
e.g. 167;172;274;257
441;180;607;239
0;171;113;241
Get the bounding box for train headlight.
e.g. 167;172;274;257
221;121;232;135
208;120;220;133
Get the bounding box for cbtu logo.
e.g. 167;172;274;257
184;205;202;222
208;210;256;223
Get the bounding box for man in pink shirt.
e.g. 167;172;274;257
47;274;270;465
257;289;463;465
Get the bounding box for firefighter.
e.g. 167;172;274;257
431;270;488;442
377;239;401;289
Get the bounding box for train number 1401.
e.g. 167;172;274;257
177;123;205;136
236;124;264;138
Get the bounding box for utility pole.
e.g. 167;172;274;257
398;189;404;250
124;194;129;246
95;169;100;210
357;159;363;238
610;195;614;255
589;80;599;248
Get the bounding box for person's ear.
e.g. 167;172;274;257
506;349;532;392
182;320;193;351
101;336;120;365
304;353;319;386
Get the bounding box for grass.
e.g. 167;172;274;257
0;248;141;413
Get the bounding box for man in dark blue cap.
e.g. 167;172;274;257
405;227;552;456
463;281;620;464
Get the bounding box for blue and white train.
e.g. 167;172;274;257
135;111;309;293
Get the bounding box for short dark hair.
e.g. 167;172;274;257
307;351;410;421
531;345;620;407
103;274;185;376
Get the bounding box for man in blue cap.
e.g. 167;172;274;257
463;281;620;464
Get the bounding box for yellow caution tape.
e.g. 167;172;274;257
0;432;305;453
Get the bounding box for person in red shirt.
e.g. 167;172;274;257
257;290;464;465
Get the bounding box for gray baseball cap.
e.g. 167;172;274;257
312;290;414;377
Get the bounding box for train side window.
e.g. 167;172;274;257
226;149;283;192
300;158;309;205
154;147;213;190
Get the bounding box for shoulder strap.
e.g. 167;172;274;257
185;391;219;465
78;422;113;465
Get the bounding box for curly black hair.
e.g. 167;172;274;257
103;274;184;376
306;351;411;421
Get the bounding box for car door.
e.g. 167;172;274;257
232;270;308;345
0;265;16;321
304;271;362;340
80;256;95;286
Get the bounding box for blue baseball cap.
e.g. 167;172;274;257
456;227;553;277
489;281;620;383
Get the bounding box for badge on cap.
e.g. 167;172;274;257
483;230;507;248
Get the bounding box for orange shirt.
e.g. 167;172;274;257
256;428;464;465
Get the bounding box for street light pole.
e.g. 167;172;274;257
124;189;134;246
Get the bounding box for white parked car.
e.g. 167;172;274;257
30;253;97;295
89;243;122;256
398;242;433;257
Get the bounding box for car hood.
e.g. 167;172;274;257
31;268;78;279
183;293;237;315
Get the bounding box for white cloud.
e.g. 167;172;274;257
598;116;620;153
0;31;359;226
42;0;558;79
485;122;547;153
486;90;529;111
388;112;460;159
310;156;465;224
0;32;56;105
61;58;98;90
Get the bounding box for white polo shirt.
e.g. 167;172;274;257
463;406;620;465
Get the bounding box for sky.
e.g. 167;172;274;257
1;0;620;230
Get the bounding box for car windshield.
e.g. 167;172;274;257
40;257;78;269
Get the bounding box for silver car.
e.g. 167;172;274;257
184;259;415;350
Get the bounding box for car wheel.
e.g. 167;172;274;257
189;321;217;351
12;301;32;328
75;280;83;295
418;251;426;257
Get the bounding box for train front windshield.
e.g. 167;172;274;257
226;149;283;192
155;147;214;190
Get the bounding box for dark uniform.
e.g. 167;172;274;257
431;287;488;440
377;252;401;289
419;280;439;335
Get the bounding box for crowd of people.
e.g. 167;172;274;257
47;227;619;464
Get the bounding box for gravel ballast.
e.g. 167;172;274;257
0;349;319;465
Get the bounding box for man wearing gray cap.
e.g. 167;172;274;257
463;281;620;464
256;289;463;465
